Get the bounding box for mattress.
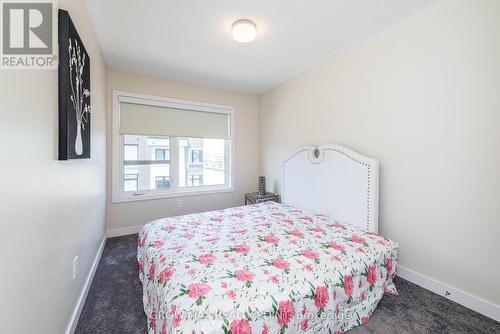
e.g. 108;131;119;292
138;202;398;334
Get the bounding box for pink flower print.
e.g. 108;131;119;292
161;319;166;334
229;258;236;263
149;262;156;281
360;292;365;301
263;269;269;275
173;313;182;327
386;258;393;273
301;304;307;315
304;264;313;271
159;267;174;284
333;290;337;300
163;225;176;231
289;229;304;238
187;269;197;276
183;233;194;239
332;256;341;262
349;235;366;244
361;317;369;325
300;319;308;330
270;276;279;283
150;308;156;331
138;259;143;275
198;253;216;265
263;235;279;244
229;319;251;334
277;300;295;326
271;259;290;270
367;265;377;285
187;283;211;298
332;223;345;229
234;270;254;282
311;227;324;233
327;242;345;251
152;240;164;248
170;304;176;314
314;286;329;309
343;275;354;296
227;290;236;298
301;249;319;260
233;244;250;253
356;247;365;253
221;282;227;289
261;324;268;334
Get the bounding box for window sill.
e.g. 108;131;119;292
111;186;235;204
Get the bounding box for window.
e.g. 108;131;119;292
124;144;138;160
179;138;225;188
112;91;233;203
188;174;203;186
122;135;170;193
155;176;170;189
155;149;169;161
124;174;138;192
190;150;203;163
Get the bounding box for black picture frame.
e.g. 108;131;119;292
58;9;91;160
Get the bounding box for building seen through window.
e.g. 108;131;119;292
122;136;225;192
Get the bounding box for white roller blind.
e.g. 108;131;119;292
119;102;230;139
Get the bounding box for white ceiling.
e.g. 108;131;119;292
85;0;435;93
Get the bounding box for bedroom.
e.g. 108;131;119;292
0;0;499;333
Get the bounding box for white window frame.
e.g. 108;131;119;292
112;90;234;203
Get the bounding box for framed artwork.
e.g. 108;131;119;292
58;9;91;160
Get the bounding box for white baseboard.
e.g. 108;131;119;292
65;236;106;334
106;224;144;238
397;265;500;322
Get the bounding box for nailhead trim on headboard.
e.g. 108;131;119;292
306;147;372;230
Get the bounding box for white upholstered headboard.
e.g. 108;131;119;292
282;144;379;232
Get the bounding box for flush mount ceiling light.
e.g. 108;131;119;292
232;19;257;43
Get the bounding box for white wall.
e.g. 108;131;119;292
0;1;107;333
106;70;259;231
259;0;500;306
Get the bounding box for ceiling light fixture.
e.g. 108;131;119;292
232;19;257;43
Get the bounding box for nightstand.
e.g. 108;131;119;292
245;192;281;205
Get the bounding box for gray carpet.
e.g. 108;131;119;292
75;234;500;334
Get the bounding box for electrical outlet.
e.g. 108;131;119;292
73;256;79;280
176;199;183;208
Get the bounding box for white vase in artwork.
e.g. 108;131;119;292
75;120;83;155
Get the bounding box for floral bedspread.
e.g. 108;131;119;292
138;202;398;334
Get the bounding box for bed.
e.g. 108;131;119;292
138;144;398;334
